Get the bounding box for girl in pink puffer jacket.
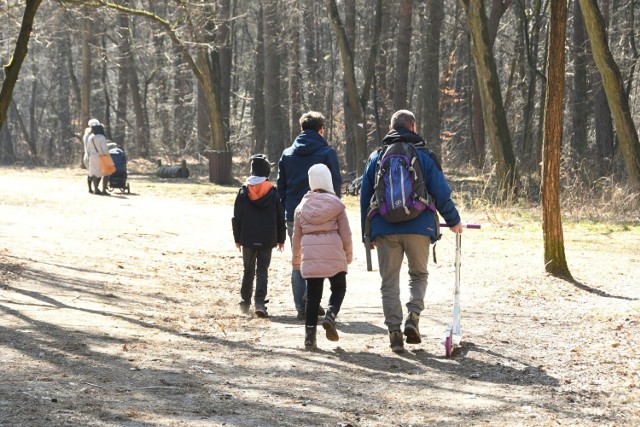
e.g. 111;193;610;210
292;164;353;351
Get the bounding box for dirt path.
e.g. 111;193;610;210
0;167;638;426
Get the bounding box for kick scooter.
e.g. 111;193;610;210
441;223;480;357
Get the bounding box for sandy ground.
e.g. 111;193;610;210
0;167;638;426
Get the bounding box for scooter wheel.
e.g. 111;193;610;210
445;335;452;357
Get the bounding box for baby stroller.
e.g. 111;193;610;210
106;143;130;194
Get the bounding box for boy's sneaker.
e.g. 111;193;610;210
238;300;251;314
389;330;404;353
321;311;339;342
404;311;421;344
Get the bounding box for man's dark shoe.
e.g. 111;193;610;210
404;311;421;344
255;301;268;318
318;305;326;316
321;311;339;342
389;330;404;353
238;300;251;314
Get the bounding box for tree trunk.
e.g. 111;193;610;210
80;15;91;134
518;0;544;174
125;39;148;157
54;21;73;162
173;49;193;152
393;0;412;111
114;12;129;148
542;0;572;280
579;0;640;186
418;0;444;161
252;3;266;155
0;0;43;131
343;0;356;171
263;0;289;163
217;0;233;142
469;0;511;169
591;0;614;177
326;0;383;174
289;0;303;144
571;0;589;164
460;0;518;197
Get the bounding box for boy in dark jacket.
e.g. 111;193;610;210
232;154;286;317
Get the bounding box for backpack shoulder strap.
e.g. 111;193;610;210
416;146;443;172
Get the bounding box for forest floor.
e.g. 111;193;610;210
0;164;638;427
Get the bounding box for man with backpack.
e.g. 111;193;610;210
360;109;462;353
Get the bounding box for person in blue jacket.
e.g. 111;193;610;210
277;111;342;320
360;109;463;353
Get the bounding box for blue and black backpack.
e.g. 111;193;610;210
367;141;436;224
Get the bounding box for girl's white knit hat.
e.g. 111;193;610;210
308;163;334;194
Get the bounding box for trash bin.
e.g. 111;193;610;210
206;150;232;184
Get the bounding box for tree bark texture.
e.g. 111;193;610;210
114;12;129;148
0;0;43;131
263;0;289;163
460;0;518;196
570;0;589;164
542;0;572;280
419;0;444;161
80;12;91;132
327;0;367;173
579;0;640;186
252;3;266;155
393;0;412;111
343;0;356;171
289;0;303;144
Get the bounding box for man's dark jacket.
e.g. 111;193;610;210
277;129;341;222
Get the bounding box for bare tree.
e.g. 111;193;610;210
0;0;44;132
326;0;383;174
579;0;640;187
460;0;518;197
417;0;444;161
542;0;572;280
393;0;412;111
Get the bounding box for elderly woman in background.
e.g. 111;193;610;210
85;119;111;196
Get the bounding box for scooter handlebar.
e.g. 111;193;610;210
440;223;481;229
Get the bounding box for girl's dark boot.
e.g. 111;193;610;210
304;325;317;351
87;176;93;193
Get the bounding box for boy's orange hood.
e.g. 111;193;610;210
247;181;274;201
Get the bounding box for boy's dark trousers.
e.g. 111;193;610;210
241;246;272;304
305;272;346;326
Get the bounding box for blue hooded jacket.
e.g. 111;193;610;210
360;127;460;242
277;129;342;221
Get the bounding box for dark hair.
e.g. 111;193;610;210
91;124;105;135
250;154;271;178
299;111;325;132
390;110;415;130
